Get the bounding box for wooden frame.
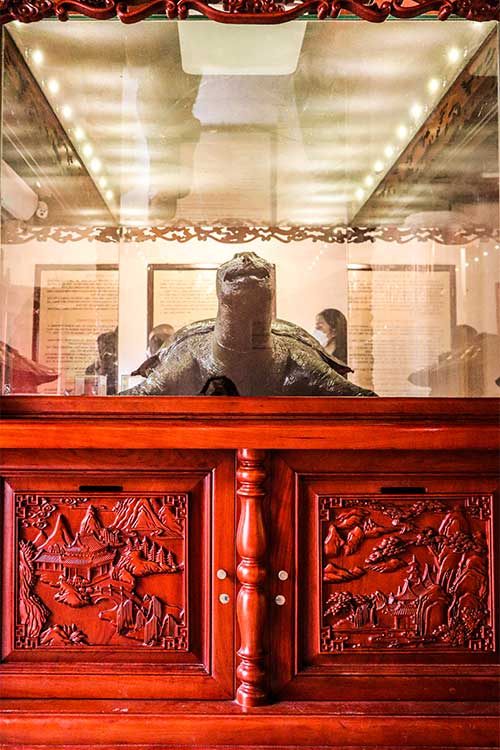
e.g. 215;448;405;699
0;449;236;701
1;7;499;748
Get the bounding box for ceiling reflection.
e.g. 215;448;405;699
4;19;498;228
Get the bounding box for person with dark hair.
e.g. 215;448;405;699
315;308;348;362
148;324;175;356
131;324;176;378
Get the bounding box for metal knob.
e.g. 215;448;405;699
278;570;289;581
216;569;227;580
219;593;230;604
275;595;286;606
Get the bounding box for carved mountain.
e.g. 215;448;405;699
119;549;162;575
33;528;47;547
38;514;73;552
158;504;183;536
79;505;102;537
113;498;181;537
39;623;88;646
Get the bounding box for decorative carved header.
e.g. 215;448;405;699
2;221;498;246
0;0;498;26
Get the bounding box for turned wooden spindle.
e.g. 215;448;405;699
236;448;268;707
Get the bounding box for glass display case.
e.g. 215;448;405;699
1;18;498;397
0;12;499;748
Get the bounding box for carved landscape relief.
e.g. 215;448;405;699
14;493;188;650
320;495;494;653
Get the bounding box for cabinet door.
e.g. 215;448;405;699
270;451;498;701
1;451;235;699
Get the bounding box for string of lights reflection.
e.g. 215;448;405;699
25;42;115;207
307;243;498;274
353;43;480;207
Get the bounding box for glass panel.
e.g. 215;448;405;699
1;19;498;396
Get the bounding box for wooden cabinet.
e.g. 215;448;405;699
0;397;498;748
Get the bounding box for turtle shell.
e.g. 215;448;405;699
272;319;352;377
157;319;215;361
155;317;352;377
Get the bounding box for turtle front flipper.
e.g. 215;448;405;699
120;347;205;396
283;349;377;397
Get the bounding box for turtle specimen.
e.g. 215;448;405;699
121;252;376;397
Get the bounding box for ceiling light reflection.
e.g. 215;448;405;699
32;49;44;65
397;125;408;141
410;103;423;120
48;79;60;95
428;78;440;94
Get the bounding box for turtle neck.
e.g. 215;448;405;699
213;298;273;355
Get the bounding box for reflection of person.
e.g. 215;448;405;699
131;323;176;378
408;325;500;396
85;327;118;395
315;309;348;362
125;26;201;223
148;324;175;356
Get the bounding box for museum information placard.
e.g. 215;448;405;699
33;265;119;394
348;265;455;396
148;264;219;333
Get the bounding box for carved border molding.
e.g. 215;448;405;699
0;0;498;25
3;222;498;246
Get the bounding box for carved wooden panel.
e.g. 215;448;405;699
269;451;499;702
14;492;188;652
320;494;494;654
1;455;236;700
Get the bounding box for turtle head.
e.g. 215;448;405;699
217;252;273;307
214;252;275;355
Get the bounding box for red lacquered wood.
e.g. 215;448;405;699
0;453;235;701
0;699;499;747
269;451;499;702
0;0;498;27
236;448;268;707
1;397;498;451
0;399;498;747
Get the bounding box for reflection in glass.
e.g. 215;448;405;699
0;19;498;396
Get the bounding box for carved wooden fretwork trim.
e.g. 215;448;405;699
2;222;497;246
0;0;498;26
14;492;188;651
320;493;495;654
